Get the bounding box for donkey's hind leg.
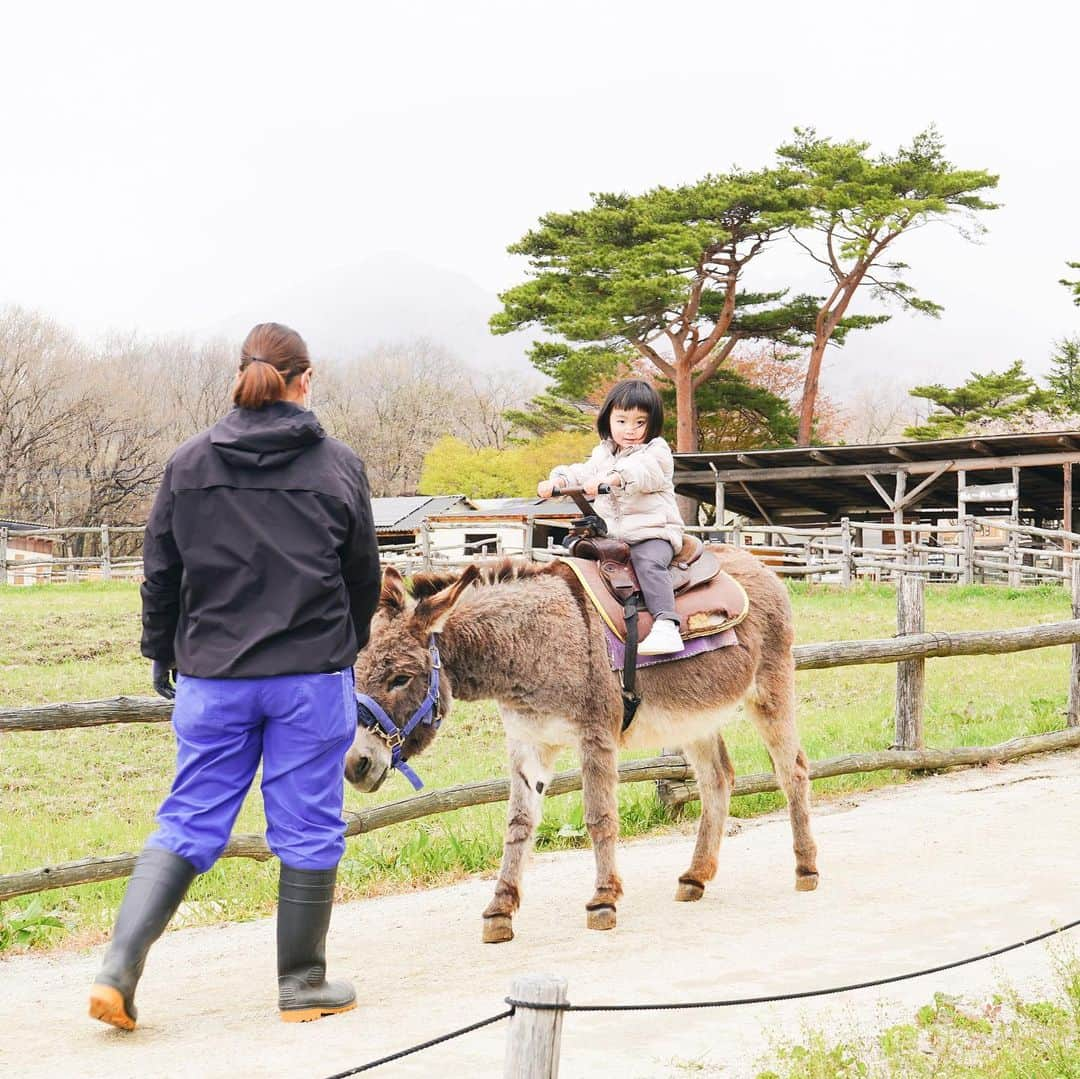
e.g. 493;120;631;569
747;659;819;891
675;732;735;901
482;736;559;943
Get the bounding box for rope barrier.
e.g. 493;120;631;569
321;915;1078;1075
506;916;1080;1013
320;1008;514;1078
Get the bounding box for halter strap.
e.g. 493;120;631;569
354;636;442;790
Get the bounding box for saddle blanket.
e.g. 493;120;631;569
603;624;738;672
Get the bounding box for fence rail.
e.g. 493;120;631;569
6;514;1080;587
3;571;1080;902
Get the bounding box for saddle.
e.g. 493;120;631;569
561;536;749;644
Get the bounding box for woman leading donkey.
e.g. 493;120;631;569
89;322;381;1029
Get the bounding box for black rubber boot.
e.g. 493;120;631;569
277;864;356;1023
88;847;198;1030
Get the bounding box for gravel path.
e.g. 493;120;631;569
2;748;1078;1079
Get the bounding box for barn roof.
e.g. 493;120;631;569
673;430;1080;525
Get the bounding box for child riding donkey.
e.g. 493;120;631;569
538;378;684;656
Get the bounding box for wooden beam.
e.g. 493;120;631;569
738;482;776;527
897;461;954;510
865;473;896;510
684;450;1080;486
1065;463;1074;554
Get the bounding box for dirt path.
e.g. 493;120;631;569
3;748;1078;1079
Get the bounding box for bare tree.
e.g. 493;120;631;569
0;306;89;520
319;339;478;496
455;368;532;450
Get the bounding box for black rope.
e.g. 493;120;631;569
320;1008;514;1078
505;916;1080;1013
320;916;1079;1075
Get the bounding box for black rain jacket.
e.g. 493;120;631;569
140;401;380;679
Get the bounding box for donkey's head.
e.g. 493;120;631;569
345;563;480;792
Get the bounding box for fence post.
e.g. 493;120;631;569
0;527;7;587
100;524;111;581
894;574;925;750
962;517;975;586
1069;560;1080;728
420;521;432;571
840;517;852;588
504;974;567;1079
65;539;76;584
732;519;742;549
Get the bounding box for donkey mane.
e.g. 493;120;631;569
408;559;569;600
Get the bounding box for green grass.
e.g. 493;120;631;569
0;579;1073;952
753;951;1080;1078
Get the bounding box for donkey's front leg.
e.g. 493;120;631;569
579;724;623;931
482;736;559;943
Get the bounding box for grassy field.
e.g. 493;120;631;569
0;579;1073;953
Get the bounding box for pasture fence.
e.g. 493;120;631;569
3;576;1080;902
6;515;1080;587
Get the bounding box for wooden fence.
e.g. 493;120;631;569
7;514;1080;587
3;571;1080;903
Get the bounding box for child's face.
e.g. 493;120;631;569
610;407;650;449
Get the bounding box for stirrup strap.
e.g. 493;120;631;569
621;596;642;732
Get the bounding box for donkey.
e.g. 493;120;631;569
346;546;818;943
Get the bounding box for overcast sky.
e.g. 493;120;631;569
3;0;1079;402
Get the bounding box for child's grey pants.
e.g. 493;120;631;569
629;538;680;626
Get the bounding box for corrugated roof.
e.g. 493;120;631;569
0;518;47;531
372;495;470;532
427;496;582;522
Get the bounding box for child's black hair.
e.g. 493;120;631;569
596;379;664;442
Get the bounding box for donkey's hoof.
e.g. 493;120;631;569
795;871;819;892
675;881;705;902
482;915;514;943
586;906;617;931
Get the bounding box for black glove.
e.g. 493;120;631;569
152;660;177;700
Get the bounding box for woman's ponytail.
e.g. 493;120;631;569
232;323;311;410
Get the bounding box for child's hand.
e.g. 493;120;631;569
537;480;556;498
582;479;600;497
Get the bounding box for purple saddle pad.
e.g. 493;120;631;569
603;625;738;672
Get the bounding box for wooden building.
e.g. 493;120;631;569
673;431;1080;534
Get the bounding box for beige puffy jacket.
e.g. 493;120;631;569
550;437;684;554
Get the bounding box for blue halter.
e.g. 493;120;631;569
354;636;442;790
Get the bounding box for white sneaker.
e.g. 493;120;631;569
637;619;683;656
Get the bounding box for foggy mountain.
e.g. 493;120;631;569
212;254;539;376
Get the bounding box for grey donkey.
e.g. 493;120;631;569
347;548;818;943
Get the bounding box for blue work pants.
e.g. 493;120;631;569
147;669;355;873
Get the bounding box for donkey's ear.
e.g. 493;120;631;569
380;565;408;615
413;563;480;634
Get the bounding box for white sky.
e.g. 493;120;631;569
3;0;1079;399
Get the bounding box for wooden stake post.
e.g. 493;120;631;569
1070;559;1080;729
894;574;925;750
504;974;568;1079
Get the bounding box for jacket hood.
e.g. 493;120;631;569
209;402;326;469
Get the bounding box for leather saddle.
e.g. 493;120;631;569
561;536;749;644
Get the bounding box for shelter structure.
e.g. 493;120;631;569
426;496;584;556
673;431;1080;535
0;518;54;586
372;496;470;548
